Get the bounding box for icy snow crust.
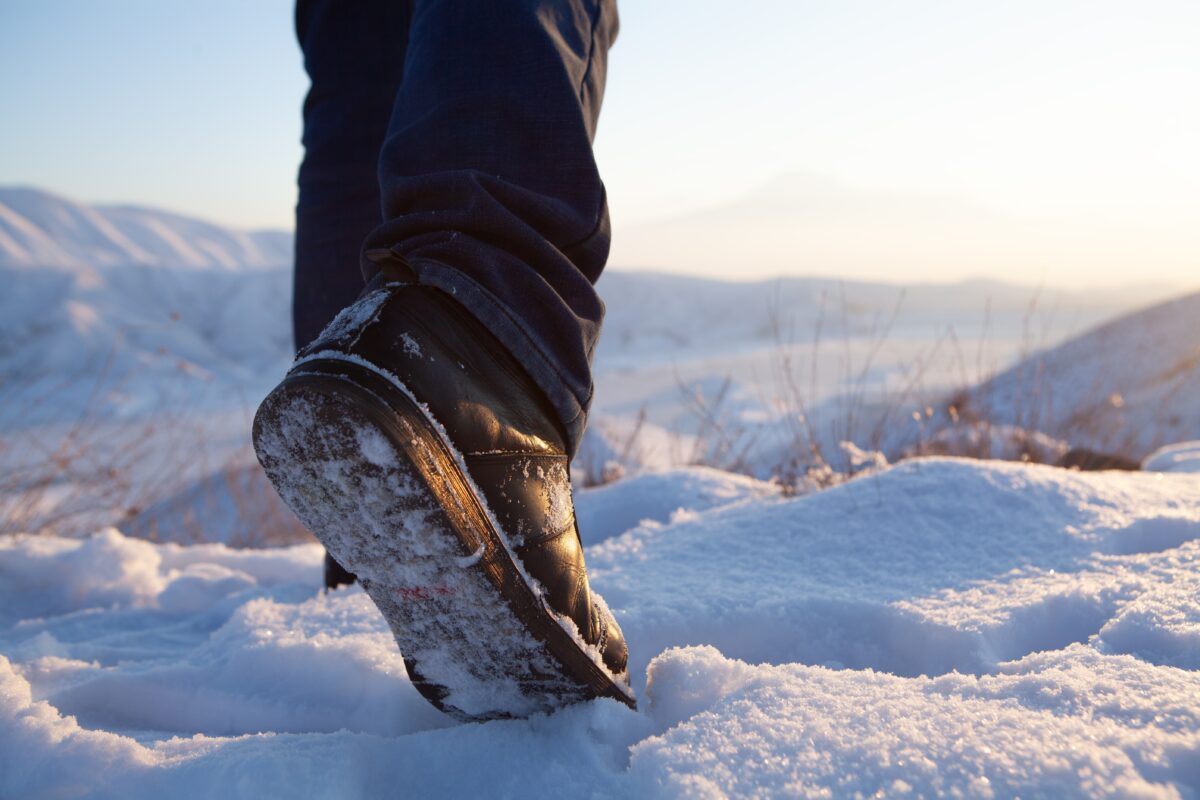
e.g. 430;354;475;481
4;458;1200;797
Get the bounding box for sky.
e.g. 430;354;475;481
2;0;1197;288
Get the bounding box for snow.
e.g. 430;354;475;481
575;467;779;545
1144;441;1200;475
938;292;1200;461
0;187;291;271
4;460;1200;797
633;645;1200;798
4;188;1200;795
2;187;1188;539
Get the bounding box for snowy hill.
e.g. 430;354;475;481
0;189;294;422
0;187;290;271
0;189;296;539
4;459;1200;796
933;291;1200;461
2;186;1194;537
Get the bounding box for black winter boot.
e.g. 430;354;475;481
253;265;632;720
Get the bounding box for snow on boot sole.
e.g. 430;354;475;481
252;359;635;719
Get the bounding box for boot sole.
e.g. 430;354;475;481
252;356;635;720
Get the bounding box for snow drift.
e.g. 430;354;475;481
3;459;1200;798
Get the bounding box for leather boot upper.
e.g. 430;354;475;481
298;277;628;676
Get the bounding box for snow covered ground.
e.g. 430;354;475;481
4;459;1200;797
3;188;1188;537
3;188;1200;797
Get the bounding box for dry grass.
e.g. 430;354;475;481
671;286;939;494
575;407;650;488
2;285;1156;545
662;284;1142;492
125;453;313;548
0;359;310;546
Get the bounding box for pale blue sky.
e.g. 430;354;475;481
3;1;1198;286
0;0;305;230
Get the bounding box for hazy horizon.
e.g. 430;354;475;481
3;180;1191;296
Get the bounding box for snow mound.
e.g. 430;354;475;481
635;644;1200;798
3;458;1200;797
575;466;779;544
943;291;1200;460
1143;441;1200;474
591;459;1200;680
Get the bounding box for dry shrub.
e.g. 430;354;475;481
126;453;312;547
671;283;1136;490
674;286;930;494
0;355;309;546
575;407;650;488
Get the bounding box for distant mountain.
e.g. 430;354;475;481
0;186;291;271
611;171;1198;287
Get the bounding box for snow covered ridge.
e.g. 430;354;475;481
932;290;1200;462
3;458;1200;797
3;185;1198;544
0;187;291;271
0;189;293;431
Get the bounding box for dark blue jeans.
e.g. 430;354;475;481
294;0;618;456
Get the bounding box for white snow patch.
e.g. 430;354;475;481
354;425;397;469
632;644;1200;798
400;331;422;357
575;466;779;544
1143;441;1200;474
314;289;387;344
4;459;1200;797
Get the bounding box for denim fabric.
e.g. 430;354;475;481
293;0;618;455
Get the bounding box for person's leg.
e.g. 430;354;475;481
362;0;619;455
293;0;414;350
259;0;631;718
294;0;414;588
